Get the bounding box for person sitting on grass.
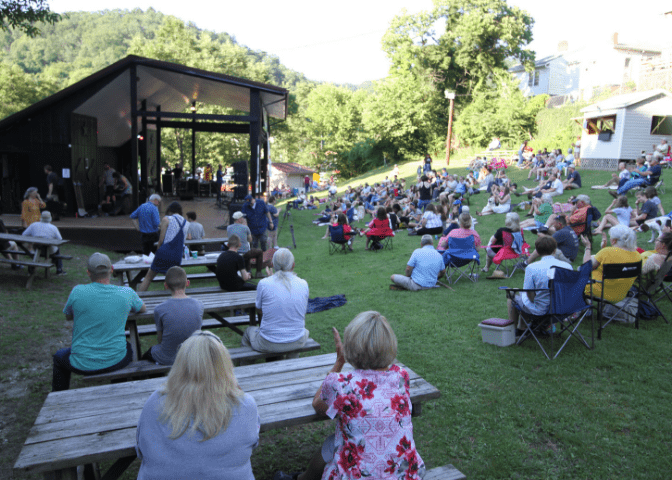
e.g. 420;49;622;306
562;165;582;190
360;206;394;250
593;196;635;248
390;234;445;291
519;215;578;267
507;236;572;336
611;155;661;196
636;186;665;217
273;312;426;480
141;266;204;366
215;234;257;292
242;248;309;358
519;194;554;229
407;203;443;236
52;253;145;391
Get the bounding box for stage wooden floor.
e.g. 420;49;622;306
1;195;230;253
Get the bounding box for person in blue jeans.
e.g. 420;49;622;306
613;156;661;196
52;253;145;391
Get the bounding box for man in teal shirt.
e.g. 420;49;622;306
52;252;145;391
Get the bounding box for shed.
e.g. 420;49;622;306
578;89;672;170
0;55;288;214
270;162;316;192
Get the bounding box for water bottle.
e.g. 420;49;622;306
183;245;190;260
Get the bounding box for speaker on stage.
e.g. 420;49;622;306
232;161;248;200
162;174;173;194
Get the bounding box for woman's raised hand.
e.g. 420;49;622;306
332;327;346;369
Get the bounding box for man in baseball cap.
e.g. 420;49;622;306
51;252;145;391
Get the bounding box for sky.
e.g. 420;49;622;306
48;0;671;85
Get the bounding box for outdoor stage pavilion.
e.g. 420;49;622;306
0;55;288;216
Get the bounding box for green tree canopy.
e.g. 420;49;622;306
1;0;61;37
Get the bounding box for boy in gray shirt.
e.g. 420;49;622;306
186;211;205;255
141;266;204;365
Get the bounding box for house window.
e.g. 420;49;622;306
585;115;617;135
527;71;540;87
651;116;672;135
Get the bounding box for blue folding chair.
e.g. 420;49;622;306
328;225;353;255
501;261;595;360
442;235;480;284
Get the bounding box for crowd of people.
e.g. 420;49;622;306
9;137;671;479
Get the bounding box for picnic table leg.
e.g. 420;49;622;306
43;466;77;480
99;455;136;480
127;321;141;361
208;312;246;336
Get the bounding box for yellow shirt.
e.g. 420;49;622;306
586;247;642;302
21;198;46;226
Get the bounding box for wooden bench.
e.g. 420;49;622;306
152;271;217;282
425;465;466;480
81;338;322;382
138;285;225;298
0;258;54;289
125;316;249;336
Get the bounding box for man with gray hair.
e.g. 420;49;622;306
612;155;661;196
390;234;445;290
52;252;146;391
242;248;309;357
130;193;162;255
22;210;66;275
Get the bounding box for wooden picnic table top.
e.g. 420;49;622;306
0;233;69;247
112;255;219;274
14;353;440;476
130;291;256;321
155;237;228;247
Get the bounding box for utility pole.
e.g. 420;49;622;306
445;91;455;166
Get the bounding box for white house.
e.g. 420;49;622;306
578;89;672;170
509;34;661;101
269;162;316;192
510;54;570;97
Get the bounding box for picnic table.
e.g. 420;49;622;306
127;290;257;360
0;233;70;289
155;237;228;248
14;353;441;479
112;255;220;290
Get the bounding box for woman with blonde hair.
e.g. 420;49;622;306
136;331;259;480
274;312;425;480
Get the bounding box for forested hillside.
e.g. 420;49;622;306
1;1;555;176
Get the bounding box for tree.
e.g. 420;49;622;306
379;0;535;156
454;71;546;148
0;63;57;119
1;0;61;37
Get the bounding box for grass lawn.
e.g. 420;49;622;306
2;160;672;479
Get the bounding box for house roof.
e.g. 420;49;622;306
581;89;672;114
508;54;565;73
0;55;288;147
271;162;316;175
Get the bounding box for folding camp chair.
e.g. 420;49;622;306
442;235;480;284
492;231;529;277
640;259;672;324
501;261;595;360
369;234;393;252
569;210;594;246
592;261;642;339
328;225;353;255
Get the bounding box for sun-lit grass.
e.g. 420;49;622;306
2;162;672;479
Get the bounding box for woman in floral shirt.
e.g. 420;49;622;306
274;312;425;480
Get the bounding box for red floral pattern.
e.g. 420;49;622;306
320;367;424;480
